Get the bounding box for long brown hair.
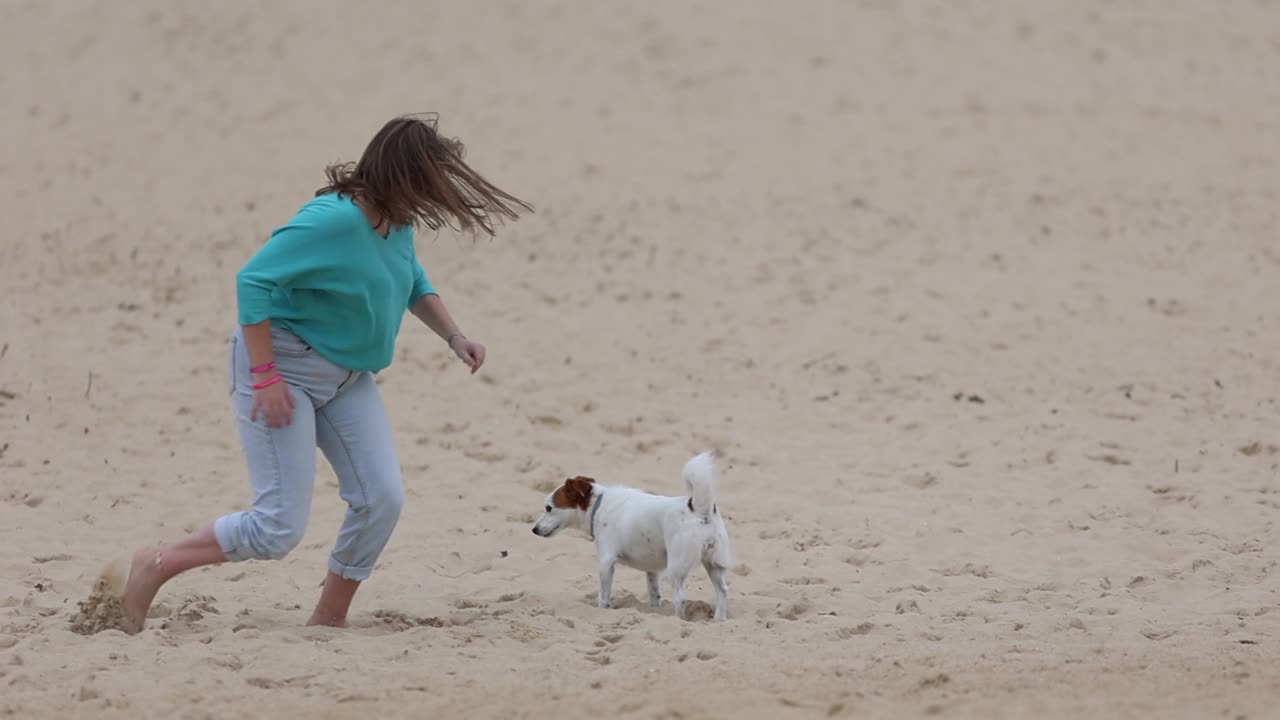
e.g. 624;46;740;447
317;113;532;236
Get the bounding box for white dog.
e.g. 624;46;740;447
531;451;733;621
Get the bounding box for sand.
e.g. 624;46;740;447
3;0;1280;717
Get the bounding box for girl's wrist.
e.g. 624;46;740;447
252;374;282;391
446;331;465;349
250;360;276;375
250;360;277;387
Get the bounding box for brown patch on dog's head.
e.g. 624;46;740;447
552;476;595;511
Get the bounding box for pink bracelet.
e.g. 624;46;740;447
250;361;276;374
252;374;282;391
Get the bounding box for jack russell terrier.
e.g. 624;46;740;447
531;451;733;621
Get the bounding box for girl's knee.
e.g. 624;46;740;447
255;512;307;560
371;479;404;524
218;509;307;562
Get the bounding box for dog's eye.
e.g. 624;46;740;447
545;504;552;512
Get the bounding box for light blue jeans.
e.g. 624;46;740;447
214;325;404;581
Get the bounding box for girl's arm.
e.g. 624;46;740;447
407;256;464;347
407;254;484;373
410;293;465;347
411;294;486;374
240;320;276;376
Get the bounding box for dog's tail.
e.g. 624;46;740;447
683;451;718;516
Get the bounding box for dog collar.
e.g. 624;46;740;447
588;491;605;541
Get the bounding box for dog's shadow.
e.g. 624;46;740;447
581;590;716;622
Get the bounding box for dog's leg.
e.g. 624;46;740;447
597;557;616;609
646;572;662;608
706;563;729;622
668;567;689;620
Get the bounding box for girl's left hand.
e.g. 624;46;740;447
451;337;486;374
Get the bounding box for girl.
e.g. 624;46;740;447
120;114;531;632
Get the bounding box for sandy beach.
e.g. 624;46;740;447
3;1;1280;717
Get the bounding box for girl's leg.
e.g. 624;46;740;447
310;573;361;627
120;524;227;633
311;372;405;627
212;376;318;565
121;336;319;634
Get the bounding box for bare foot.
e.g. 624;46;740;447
306;571;359;628
306;612;348;628
121;547;166;635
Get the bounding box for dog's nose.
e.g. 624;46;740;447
531;527;539;535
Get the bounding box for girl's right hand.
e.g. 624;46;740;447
251;378;295;428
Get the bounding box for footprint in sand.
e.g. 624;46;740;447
31;553;73;564
208;655;245;671
529;477;558;493
773;597;812;621
582;651;611;666
581;629;633;664
463;442;506;463
896;599;922;614
164;593;219;627
934;563;993;579
4;491;44;508
780;576;827;586
601;419;639;437
843;553;881;567
369;609;446;631
587;635;623;660
680;601;716;622
831;623;875;639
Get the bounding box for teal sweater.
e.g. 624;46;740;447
236;192;437;373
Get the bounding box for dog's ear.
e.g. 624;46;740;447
562;476;596;510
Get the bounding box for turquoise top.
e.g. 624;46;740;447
236;192;437;373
